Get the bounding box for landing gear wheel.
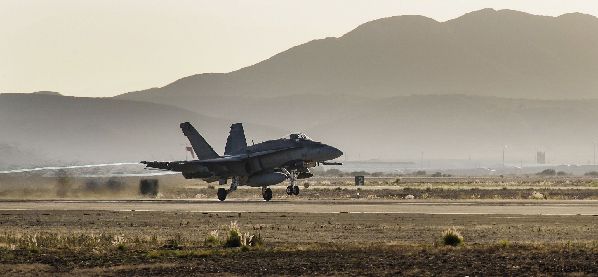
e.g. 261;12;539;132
263;188;273;201
286;185;293;195
217;188;227;201
292;185;300;195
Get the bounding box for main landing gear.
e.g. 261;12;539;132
217;188;227;201
217;177;239;201
262;186;273;201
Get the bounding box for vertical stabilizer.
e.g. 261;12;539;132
224;123;247;156
179;122;219;160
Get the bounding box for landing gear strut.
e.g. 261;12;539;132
217;177;240;201
284;170;300;196
262;186;272;201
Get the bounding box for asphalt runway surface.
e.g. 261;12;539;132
0;199;597;215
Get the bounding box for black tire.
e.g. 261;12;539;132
263;188;273;201
217;188;227;201
286;186;293;195
292;185;300;195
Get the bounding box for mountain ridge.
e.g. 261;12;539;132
118;8;598;104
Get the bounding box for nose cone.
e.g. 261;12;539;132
323;145;343;160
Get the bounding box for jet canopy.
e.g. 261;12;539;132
288;133;312;141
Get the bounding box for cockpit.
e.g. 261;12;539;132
288;133;312;141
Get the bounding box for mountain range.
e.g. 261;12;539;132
120;8;598;103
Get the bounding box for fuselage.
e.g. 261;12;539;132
142;128;342;188
183;135;342;185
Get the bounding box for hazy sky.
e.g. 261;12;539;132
1;0;597;97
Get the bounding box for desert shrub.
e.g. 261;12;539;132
162;233;183;250
498;239;510;248
414;170;427;176
303;182;310;189
431;172;442;177
530;191;546;200
537;169;556;176
371;172;385;177
556;171;568;176
204;230;220;247
441;227;463;246
323;169;343;176
224;221;262;248
247;233;263;247
207;184;215;189
0;232;138;251
116;243;127;251
350;171;368;177
584;171;598;177
224;222;243;247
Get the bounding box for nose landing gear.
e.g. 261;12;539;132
284;169;300;196
286;185;300;195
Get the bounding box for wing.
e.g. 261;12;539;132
194;146;300;164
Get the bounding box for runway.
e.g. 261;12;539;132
0;199;597;215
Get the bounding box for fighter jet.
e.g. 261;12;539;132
142;122;343;201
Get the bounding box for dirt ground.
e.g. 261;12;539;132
1;244;596;276
0;174;596;275
0;210;596;276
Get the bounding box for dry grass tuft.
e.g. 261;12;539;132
204;230;220;247
224;221;263;248
441;227;464;246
